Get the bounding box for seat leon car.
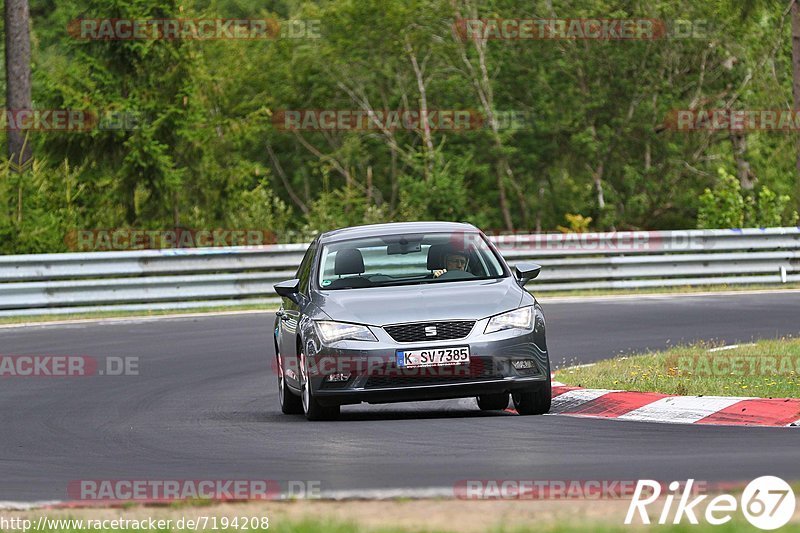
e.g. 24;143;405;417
273;221;551;420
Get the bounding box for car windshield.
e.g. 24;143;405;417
318;231;506;290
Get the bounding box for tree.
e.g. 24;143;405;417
792;0;800;199
5;0;33;172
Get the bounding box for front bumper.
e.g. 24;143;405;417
303;323;550;406
315;374;546;405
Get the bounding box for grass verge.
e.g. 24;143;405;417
535;281;800;298
556;338;800;398
2;499;799;533
0;304;277;326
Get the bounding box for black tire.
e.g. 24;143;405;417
476;392;510;410
276;351;303;415
512;378;552;415
300;352;340;421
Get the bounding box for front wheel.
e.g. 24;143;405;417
512;379;552;415
476;392;510;410
300;352;340;421
277;352;303;415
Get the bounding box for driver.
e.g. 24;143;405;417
433;251;468;278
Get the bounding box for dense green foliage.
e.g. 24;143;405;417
697;167;798;229
2;0;800;253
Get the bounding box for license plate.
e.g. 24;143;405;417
396;346;470;368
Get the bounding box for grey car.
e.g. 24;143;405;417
273;221;551;420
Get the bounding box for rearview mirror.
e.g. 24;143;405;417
387;241;422;255
514;263;541;285
274;279;301;304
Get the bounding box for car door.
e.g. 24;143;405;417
277;238;317;387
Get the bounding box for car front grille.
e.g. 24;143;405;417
384;320;475;343
364;358;503;389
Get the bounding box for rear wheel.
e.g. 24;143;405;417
300;352;340;421
476;392;510;410
512;378;552;415
276;351;303;415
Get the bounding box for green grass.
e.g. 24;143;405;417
535;282;800;298
3;517;799;533
0;304;278;325
527;524;800;533
0;518;399;533
557;338;800;398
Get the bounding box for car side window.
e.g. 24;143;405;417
296;240;318;295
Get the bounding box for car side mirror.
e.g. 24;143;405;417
514;263;541;285
274;279;301;304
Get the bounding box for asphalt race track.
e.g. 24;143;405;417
1;291;799;502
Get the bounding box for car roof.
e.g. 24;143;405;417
319;221;479;244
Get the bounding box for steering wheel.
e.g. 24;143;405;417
435;269;476;280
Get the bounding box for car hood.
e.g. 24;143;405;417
313;278;525;325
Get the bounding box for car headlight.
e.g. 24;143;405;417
315;321;377;343
484;306;535;334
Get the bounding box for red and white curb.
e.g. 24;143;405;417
541;379;800;427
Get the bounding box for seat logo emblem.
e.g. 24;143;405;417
424;326;438;337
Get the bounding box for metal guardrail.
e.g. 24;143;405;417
0;227;798;316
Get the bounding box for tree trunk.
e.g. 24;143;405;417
366;165;373;205
405;38;434;181
497;156;514;231
535;185;544;233
172;190;180;227
5;0;33;172
792;1;800;202
389;145;398;212
730;132;755;190
452;0;514;230
593;161;606;211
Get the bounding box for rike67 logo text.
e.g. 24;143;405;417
626;477;796;530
